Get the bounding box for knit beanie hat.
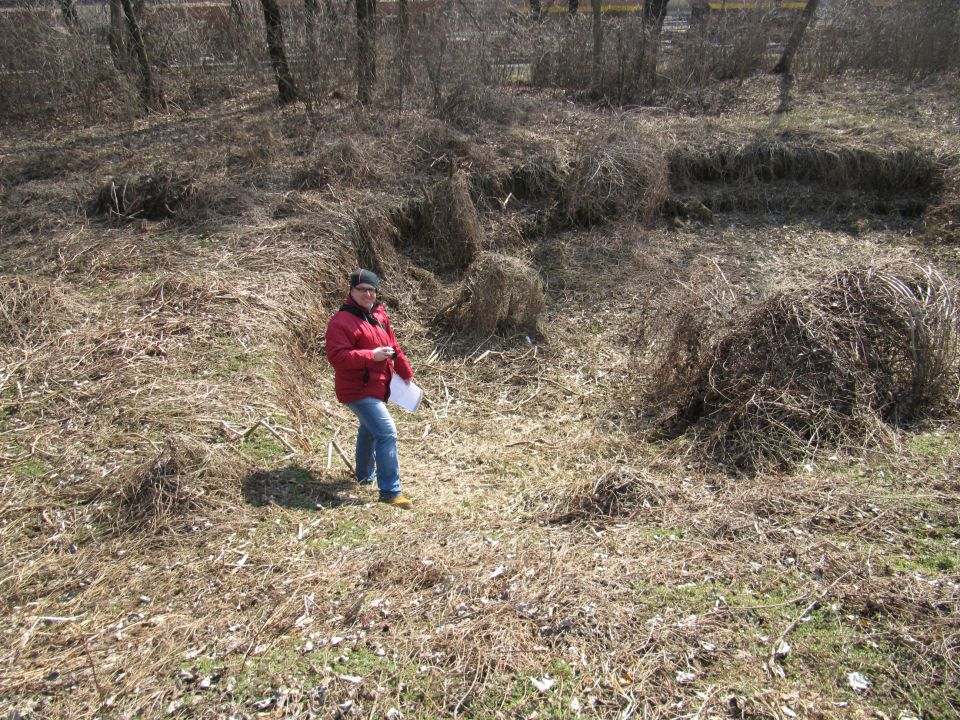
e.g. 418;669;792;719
350;269;380;289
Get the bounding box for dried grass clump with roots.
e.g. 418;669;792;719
563;125;669;226
646;264;960;471
88;172;195;222
546;467;681;525
437;252;545;337
103;437;245;535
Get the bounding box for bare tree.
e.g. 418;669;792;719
60;0;80;28
397;0;411;115
119;0;164;108
260;0;299;104
591;0;603;94
772;0;820;75
356;0;377;104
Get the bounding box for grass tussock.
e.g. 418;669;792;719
436;252;545;337
563;126;669;226
397;170;482;274
924;160;960;244
646;263;960;470
669;140;940;193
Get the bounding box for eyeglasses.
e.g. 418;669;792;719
354;285;377;294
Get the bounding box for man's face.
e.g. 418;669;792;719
351;283;377;310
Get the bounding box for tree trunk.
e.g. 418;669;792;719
109;0;126;70
639;0;670;93
260;0;299;104
529;0;542;20
60;0;80;28
591;0;603;94
569;0;579;15
772;0;820;75
119;0;164;109
305;0;318;39
356;0;377;105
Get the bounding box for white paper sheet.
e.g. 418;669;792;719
389;374;423;413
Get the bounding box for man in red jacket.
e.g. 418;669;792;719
325;269;415;508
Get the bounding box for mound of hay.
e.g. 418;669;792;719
88;172;194;221
669;140;939;192
106;437;243;534
350;208;402;281
563;128;669;226
437;252;545;337
0;274;75;344
292;138;375;189
647;264;960;470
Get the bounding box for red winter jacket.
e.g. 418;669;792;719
325;296;414;404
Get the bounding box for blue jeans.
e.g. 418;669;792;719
345;397;401;498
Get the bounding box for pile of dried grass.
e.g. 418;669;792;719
646;264;960;470
562;127;669;226
87;172;195;221
546;467;679;525
103;437;244;535
0;275;76;344
436;252;545;337
292;138;377;190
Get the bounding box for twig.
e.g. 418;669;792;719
260;421;297;454
84;640;106;701
330;438;355;476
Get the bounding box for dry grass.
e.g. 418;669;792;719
562;123;670;226
645;263;960;470
436;252;545;338
2;78;959;720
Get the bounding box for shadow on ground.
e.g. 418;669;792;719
242;464;367;509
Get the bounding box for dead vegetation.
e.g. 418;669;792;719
645;263;960;470
102;436;245;535
2;77;960;720
87;172;195;222
562;126;670;226
435;252;545;338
